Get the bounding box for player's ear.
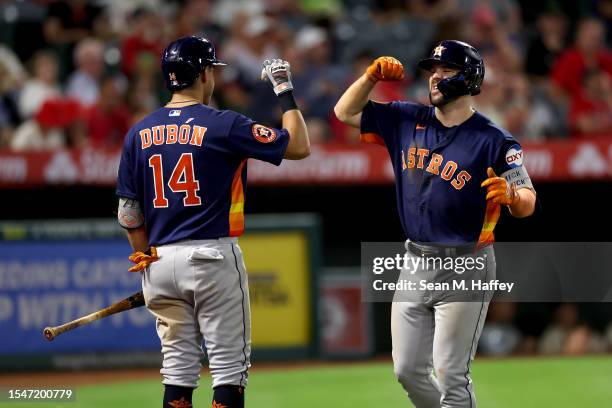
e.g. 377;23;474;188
201;66;214;84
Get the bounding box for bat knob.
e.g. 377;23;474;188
43;327;55;341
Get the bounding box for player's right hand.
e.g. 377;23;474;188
261;59;293;96
366;56;404;82
128;247;159;272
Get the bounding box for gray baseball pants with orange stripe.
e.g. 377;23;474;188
142;238;251;389
391;245;495;408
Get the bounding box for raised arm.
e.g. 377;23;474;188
261;59;310;160
334;75;376;128
281;109;309;159
334;57;404;129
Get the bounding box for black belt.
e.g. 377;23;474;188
407;241;479;258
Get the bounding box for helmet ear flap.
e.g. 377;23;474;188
437;74;470;99
163;60;200;91
465;65;484;95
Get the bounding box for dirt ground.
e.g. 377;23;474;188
0;368;160;387
0;359;388;387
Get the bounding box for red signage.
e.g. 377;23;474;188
320;276;372;356
1;138;611;188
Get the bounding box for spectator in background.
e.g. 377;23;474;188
550;18;612;98
473;70;507;127
63;98;88;148
125;75;160;125
479;302;522;355
18;51;62;120
338;0;434;69
11;99;67;151
295;27;347;118
86;76;130;148
173;0;223;42
0;44;28;87
288;26;347;142
569;69;612;137
406;0;460;21
210;0;264;29
43;0;103;76
65;38;105;106
538;303;606;355
457;0;523;36
525;8;568;79
0;57;23;148
595;0;612;45
43;0;102;46
223;14;280;86
463;4;522;72
120;8;164;79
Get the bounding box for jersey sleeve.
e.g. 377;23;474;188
360;100;401;146
493;138;535;191
116;130;139;200
226;113;290;166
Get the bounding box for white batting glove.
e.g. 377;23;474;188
261;59;293;96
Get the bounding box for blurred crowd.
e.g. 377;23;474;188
479;302;612;356
0;0;612;151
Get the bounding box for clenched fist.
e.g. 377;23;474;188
366;56;404;82
261;59;293;96
481;167;519;206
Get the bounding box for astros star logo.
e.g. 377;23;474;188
168;397;192;408
251;124;277;143
433;45;446;57
212;400;228;408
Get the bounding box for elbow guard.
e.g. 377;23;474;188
118;197;144;229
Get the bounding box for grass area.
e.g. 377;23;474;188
3;356;611;408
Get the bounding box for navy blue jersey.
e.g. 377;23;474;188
361;100;523;244
116;104;289;246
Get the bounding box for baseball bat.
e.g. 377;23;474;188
43;291;145;341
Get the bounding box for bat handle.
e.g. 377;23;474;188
43;327;57;341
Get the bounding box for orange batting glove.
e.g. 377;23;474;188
366;56;404;82
481;167;520;206
128;247;159;272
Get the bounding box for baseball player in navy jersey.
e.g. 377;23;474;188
335;41;536;407
116;36;309;408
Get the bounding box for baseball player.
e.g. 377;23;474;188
335;41;536;407
116;36;309;408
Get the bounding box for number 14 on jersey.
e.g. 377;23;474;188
148;153;202;208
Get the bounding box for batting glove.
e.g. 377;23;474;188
261;59;293;96
128;247;159;272
366;56;405;82
481;167;520;206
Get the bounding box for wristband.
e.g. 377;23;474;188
278;91;298;113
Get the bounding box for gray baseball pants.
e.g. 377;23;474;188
391;245;495;408
141;238;251;389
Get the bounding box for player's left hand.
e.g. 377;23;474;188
261;59;293;96
481;167;519;206
128;247;159;272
